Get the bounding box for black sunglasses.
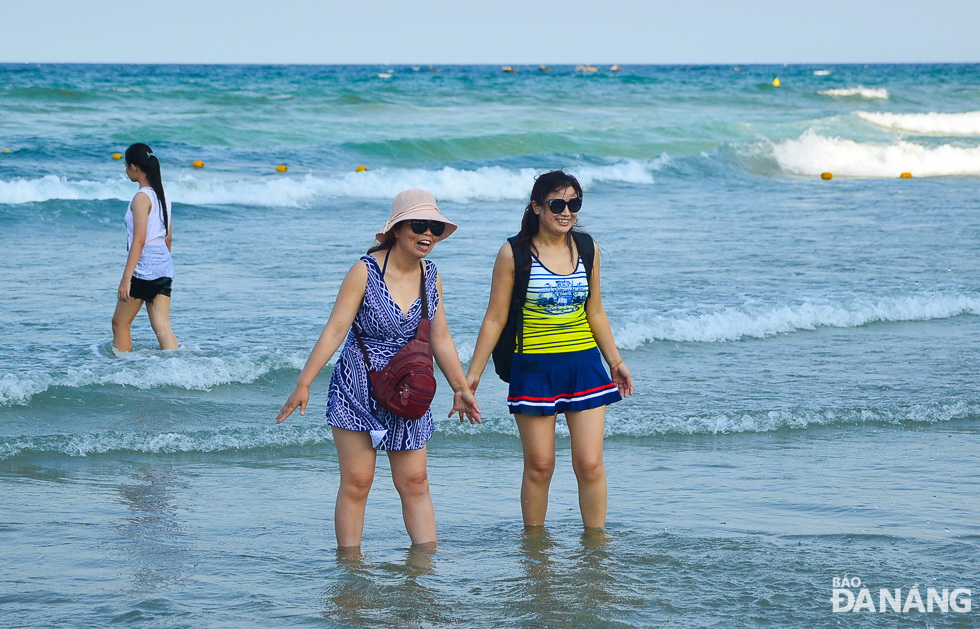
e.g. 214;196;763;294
409;219;446;237
547;197;583;214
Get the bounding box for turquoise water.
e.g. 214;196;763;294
1;63;978;627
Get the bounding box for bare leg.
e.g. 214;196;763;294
515;414;557;527
332;427;377;548
566;406;608;529
388;446;437;545
111;297;145;352
145;295;178;350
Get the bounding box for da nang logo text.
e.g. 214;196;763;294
832;576;972;613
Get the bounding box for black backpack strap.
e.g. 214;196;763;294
571;231;595;297
507;235;531;353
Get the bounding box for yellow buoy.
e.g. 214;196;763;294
192;160;205;168
355;165;368;172
2;148;12;153
772;77;781;87
111;153;123;159
899;172;912;178
276;164;288;173
821;172;833;180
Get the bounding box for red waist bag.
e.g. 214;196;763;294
353;261;437;420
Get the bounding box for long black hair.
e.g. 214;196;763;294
514;170;586;268
125;143;169;235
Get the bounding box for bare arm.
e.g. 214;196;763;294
119;192;150;302
431;275;481;423
276;261;369;423
585;252;634;397
465;243;516;391
165;204;173;252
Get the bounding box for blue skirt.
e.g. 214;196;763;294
507;347;622;416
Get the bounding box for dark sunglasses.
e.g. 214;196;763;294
547;197;583;214
409;219;446;237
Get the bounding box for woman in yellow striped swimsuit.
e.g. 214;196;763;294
466;170;634;532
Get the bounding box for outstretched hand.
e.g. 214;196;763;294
448;389;482;424
276;386;310;424
612;362;634;397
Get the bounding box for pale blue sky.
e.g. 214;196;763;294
2;0;976;64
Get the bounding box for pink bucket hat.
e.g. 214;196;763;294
375;189;458;242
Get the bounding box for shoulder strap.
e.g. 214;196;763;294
571;231;595;291
352;323;374;371
506;235;531;353
380;248;392;278
419;260;429;319
571;231;595;279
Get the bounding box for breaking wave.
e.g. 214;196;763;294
818;87;889;99
857;111;980;136
0;160;667;207
614;293;980;348
768;130;980;177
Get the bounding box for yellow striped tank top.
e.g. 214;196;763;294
519;255;596;354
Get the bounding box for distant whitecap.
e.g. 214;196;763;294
857;111;980;135
818;86;889;99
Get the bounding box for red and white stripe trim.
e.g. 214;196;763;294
507;382;619;408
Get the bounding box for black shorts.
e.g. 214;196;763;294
130;276;173;302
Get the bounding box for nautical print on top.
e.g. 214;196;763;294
520;255;596;354
326;255;439;450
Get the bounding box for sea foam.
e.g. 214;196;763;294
614;293;980;349
0;175;132;204
5;293;974;407
2;400;975;460
857;111;980;136
818;87;889;99
0;160;667;207
0;349;307;407
770;129;980;177
0;425;330;460
605;401;979;436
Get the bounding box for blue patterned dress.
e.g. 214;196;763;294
326;255;439;450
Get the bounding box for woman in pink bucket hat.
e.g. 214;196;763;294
276;189;480;550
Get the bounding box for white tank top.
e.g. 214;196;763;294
125;187;171;250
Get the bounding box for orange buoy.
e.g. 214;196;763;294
111;153;123;159
355;165;368;172
821;172;833;180
192;160;205;168
276;164;288;173
899;172;912;178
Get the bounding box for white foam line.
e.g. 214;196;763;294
818;86;889;99
857;111;980;136
614;293;980;349
0;160;670;206
770;130;980;177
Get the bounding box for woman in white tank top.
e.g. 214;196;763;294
111;143;179;352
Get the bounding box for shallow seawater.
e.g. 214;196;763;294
2;421;977;627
